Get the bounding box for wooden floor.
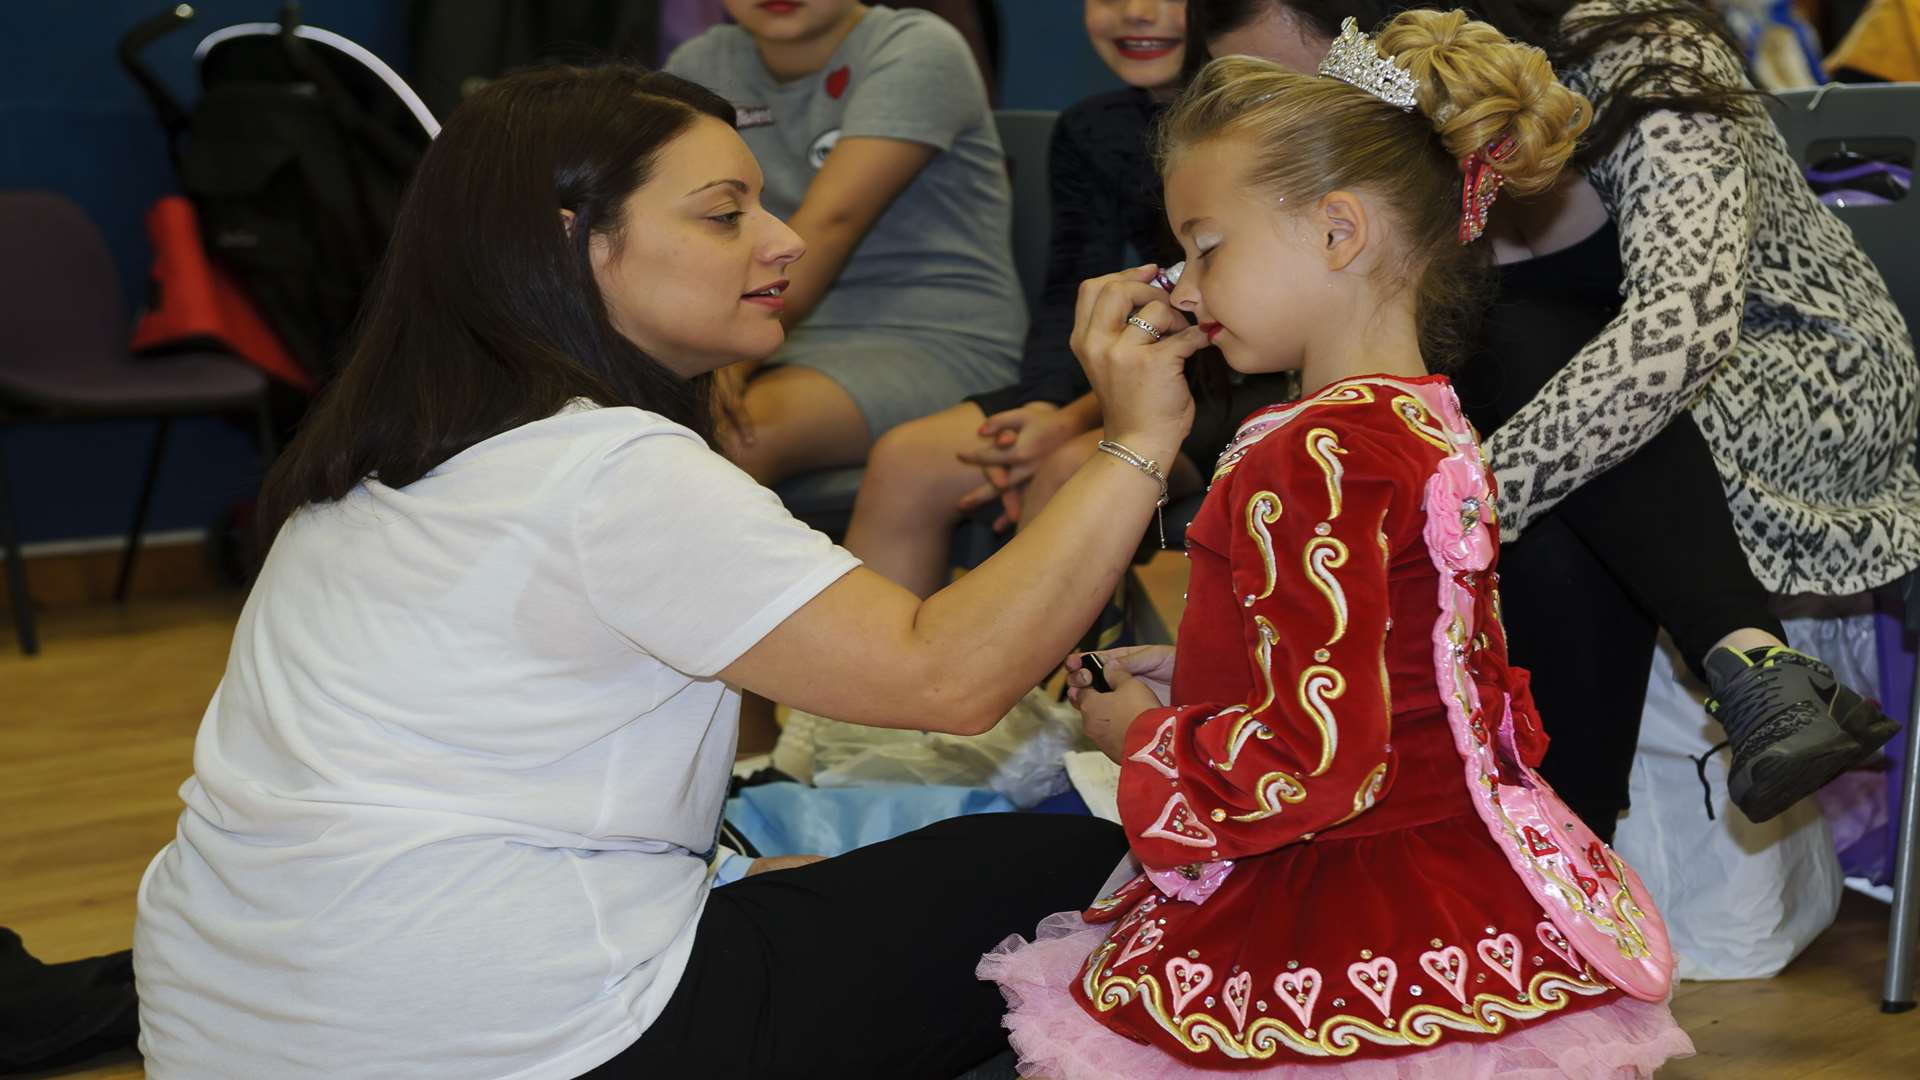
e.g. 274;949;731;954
5;579;1920;1079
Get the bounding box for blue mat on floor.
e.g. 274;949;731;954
725;782;1015;858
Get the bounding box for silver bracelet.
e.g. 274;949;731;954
1096;439;1171;548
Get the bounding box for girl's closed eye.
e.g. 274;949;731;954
708;209;744;227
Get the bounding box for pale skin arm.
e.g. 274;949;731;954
719;269;1207;736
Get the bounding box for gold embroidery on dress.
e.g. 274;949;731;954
1244;492;1283;602
1080;936;1609;1061
1390;394;1452;453
1221;617;1281;771
1228;770;1308;822
1212;385;1377;483
1304;537;1350;645
1298;664;1346;776
1304;427;1348;520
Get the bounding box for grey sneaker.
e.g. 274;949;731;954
1706;645;1901;824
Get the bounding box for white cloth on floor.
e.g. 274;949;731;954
774;688;1089;808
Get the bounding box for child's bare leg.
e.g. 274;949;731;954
720;366;871;488
844;403;993;597
1713;627;1788;654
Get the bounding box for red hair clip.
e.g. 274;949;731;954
1459;133;1518;244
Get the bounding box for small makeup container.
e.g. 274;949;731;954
1151;261;1185;293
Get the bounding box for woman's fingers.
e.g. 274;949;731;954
1073;264;1164;344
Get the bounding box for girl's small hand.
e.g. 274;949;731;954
1068;661;1163;763
1066;645;1176;707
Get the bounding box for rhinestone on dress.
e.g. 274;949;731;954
1315;522;1332;536
1430;938;1444;949
1288;960;1300;970
1410;985;1423;997
1315;649;1331;662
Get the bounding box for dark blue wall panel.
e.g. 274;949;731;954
0;1;405;544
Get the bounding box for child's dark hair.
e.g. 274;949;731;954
1158;10;1591;367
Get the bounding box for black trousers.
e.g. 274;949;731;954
1456;288;1785;842
582;813;1127;1080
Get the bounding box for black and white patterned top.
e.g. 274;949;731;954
1483;0;1920;596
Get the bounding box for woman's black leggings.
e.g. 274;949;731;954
1456;288;1786;842
582;813;1127;1080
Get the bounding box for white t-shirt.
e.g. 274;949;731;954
133;402;859;1079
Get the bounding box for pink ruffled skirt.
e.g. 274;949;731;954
978;913;1695;1079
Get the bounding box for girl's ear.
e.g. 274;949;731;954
1316;190;1369;273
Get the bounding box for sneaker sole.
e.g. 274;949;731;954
1728;692;1899;824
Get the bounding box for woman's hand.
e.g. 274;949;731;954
1070;265;1205;465
1066;645;1176;707
1067;657;1166;764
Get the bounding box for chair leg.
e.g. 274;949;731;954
115;417;171;604
1883;645;1920;1013
0;431;38;656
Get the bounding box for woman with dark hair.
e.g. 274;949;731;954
130;65;1209;1079
1187;0;1916;840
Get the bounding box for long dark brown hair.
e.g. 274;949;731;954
1187;0;1756;169
256;65;735;549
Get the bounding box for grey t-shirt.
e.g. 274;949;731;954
665;7;1024;359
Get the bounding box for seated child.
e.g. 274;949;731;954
666;1;1024;486
980;13;1695;1076
844;0;1293;597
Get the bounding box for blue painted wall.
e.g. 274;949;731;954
998;0;1125;109
0;1;405;545
0;0;1112;546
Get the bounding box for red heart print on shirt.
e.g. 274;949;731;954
825;65;851;99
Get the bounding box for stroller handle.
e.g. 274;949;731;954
118;4;197;138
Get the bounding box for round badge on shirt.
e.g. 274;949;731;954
808;129;841;170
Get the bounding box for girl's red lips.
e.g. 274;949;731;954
1200;322;1223;341
759;1;802;13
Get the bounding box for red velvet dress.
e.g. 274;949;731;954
981;375;1691;1077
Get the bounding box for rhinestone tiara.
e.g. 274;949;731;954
1317;17;1419;112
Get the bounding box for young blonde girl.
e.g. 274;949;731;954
980;11;1694;1076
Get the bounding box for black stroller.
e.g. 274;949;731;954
119;1;436;390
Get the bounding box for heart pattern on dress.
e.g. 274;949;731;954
1129;716;1181;779
1113;922;1163;968
1223;970;1252;1032
1476;932;1524;992
1522;825;1560;857
1346;956;1398;1018
1418;944;1470;1004
1142;792;1218;848
1572;864;1602;901
1586;841;1618;882
1536;919;1582;970
1273;967;1322;1029
1167;957;1214;1014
